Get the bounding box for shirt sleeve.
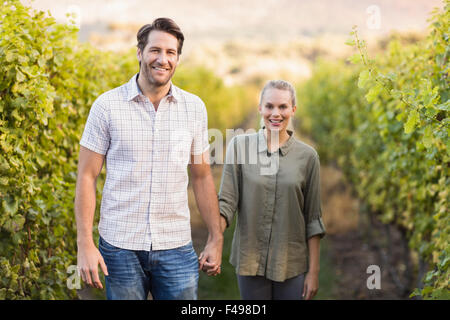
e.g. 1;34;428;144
218;136;240;228
191;100;210;155
80;99;110;155
304;152;326;239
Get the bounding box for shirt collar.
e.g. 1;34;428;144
127;73;179;103
258;128;295;156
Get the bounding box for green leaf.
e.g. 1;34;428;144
439;256;450;269
11;109;24;121
41;215;51;226
345;38;356;46
38;57;47;68
436;101;449;111
16;70;26;82
422;126;433;148
0;177;8;185
365;83;383;102
409;288;422;298
390;89;402;100
2;198;18;215
53;55;63;67
358;70;370;89
422;286;434;295
5;51;15;62
18;55;29;64
3;215;26;233
36;154;46;167
0;140;13;153
348;53;361;64
404;110;419;134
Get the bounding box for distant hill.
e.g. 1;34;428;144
24;0;445;84
27;0;443;41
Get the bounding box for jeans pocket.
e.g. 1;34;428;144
175;242;195;254
99;237;122;253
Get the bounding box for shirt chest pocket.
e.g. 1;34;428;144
168;129;193;165
110;118;155;161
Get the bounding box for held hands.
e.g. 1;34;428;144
198;234;223;277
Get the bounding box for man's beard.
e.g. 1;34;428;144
141;62;174;87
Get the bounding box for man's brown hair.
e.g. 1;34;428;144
137;18;184;55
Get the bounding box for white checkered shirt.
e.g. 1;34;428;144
80;73;209;251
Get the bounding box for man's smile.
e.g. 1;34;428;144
152;65;170;72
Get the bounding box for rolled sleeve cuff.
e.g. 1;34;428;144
219;199;234;229
306;217;326;239
220;212;231;228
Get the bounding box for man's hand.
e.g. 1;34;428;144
77;240;108;289
75;147;107;288
198;235;223;276
199;215;227;275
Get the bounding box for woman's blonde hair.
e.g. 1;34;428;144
259;80;296;107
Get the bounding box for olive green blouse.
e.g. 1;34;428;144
218;129;326;282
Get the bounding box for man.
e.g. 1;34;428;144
75;18;223;300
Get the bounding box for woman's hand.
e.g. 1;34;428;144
304;235;321;299
302;271;319;300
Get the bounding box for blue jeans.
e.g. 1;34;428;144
98;236;199;300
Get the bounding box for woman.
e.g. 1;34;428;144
218;80;326;300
